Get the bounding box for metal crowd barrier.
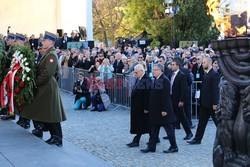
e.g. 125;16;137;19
58;67;202;116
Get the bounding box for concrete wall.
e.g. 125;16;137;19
0;0;86;37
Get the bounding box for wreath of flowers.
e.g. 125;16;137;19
9;46;36;111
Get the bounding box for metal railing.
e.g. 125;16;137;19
58;67;202;117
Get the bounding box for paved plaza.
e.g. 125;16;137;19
61;92;216;167
0;91;216;167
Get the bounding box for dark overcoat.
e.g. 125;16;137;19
200;68;220;109
20;47;67;123
149;74;176;125
130;74;151;134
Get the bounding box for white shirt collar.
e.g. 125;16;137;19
206;67;212;74
173;69;180;75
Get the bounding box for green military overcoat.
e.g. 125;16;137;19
20;47;66;123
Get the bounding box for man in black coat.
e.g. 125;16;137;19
126;64;151;147
140;63;178;153
157;56;172;78
180;65;194;128
113;52;124;74
187;56;219;144
170;59;193;140
29;34;38;51
60;33;69;49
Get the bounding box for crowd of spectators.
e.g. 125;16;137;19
1;32;221;115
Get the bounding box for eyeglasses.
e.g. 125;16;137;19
138;57;143;59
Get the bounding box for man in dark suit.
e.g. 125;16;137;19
126;64;151;147
157;56;172;78
176;57;194;128
29;34;38;51
192;55;204;87
187;56;219;144
113;52;124;74
54;33;61;49
170;58;193;140
140;63;178;153
146;55;154;77
60;33;69;49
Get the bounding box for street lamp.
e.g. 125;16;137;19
164;0;178;48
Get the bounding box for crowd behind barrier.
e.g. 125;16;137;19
59;67;202;118
1;31;221;119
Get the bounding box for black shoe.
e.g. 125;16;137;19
0;108;8;116
147;138;160;145
53;136;63;147
156;138;160;143
126;142;139;147
183;133;193;140
46;136;63;147
32;129;43;138
140;148;155;153
163;136;169;140
21;121;30;129
46;137;54;144
187;139;201;145
1;115;15;120
190;125;196;129
16;119;23;125
90;108;97;111
163;147;178;153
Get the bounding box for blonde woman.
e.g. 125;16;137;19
98;58;114;83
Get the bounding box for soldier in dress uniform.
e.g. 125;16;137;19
0;33;16;119
1;33;31;129
20;31;67;147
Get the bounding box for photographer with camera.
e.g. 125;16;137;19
73;72;91;110
89;77;110;112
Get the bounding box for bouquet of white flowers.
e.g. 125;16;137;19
1;46;36;115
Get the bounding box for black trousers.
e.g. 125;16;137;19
184;95;192;126
132;133;152;143
33;120;44;129
132;134;142;143
173;105;192;135
148;124;177;150
194;107;217;141
45;123;63;139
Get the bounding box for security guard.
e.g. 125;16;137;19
20;31;67;147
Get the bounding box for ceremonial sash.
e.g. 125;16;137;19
0;62;21;116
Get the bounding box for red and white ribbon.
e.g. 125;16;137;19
0;61;21;116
